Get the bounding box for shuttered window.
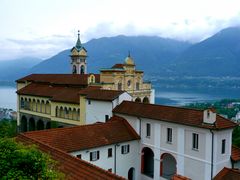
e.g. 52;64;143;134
90;151;100;161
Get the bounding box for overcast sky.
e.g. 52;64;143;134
1;0;240;61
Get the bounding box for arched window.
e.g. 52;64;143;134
143;97;150;104
21;116;28;132
135;97;141;103
91;76;94;83
32;99;36;111
41;100;45;113
46;101;50;114
80;65;85;74
59;107;64;118
160;153;177;179
72;65;77;74
37;99;40;112
141;147;154;178
20;97;24;109
55;106;59;117
77;109;80;120
73;108;77;120
64;107;69;119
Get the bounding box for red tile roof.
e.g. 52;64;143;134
21;116;140;153
113;101;237;130
84;89;126;101
213;167;240;180
17;83;82;104
16;74;100;86
17;83;125;103
16;134;125;180
231;146;240;162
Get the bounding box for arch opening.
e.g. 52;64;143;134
160;153;177;179
141;147;154;178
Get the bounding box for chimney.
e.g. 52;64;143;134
203;108;216;124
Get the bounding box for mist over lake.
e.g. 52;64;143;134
0;86;16;110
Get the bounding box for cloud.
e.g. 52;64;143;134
0;35;74;61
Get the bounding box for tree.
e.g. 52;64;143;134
0;138;64;179
233;126;240;148
0;119;17;138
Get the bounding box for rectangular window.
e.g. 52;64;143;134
121;145;130;154
77;154;81;159
105;115;109;122
136;82;140;90
167;128;172;143
108;148;112;158
90;151;100;161
88;100;91;105
192;133;199;150
146;123;151;137
222;139;226;154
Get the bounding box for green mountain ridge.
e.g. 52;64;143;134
1;27;240;83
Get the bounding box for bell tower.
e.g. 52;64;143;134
70;30;87;74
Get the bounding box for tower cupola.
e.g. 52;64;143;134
70;31;88;74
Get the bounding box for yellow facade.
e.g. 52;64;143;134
18;93;84;130
100;56;152;103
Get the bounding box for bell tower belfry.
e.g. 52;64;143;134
70;31;87;74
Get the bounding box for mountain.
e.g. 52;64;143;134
3;27;240;83
169;27;240;76
29;35;191;74
0;58;43;81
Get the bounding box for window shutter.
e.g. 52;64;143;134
97;151;99;159
121;146;124;154
90;152;93;161
127;145;130;153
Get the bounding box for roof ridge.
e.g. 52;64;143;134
22;120;122;135
116;115;141;139
121;100;203;112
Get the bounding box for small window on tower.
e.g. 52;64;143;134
72;65;77;74
80;65;85;74
136;82;140;90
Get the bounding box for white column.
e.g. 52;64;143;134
205;132;212;180
154;123;161;180
177;128;185;175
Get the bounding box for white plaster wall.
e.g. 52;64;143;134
184;128;206;160
118;92;132;105
213;129;232;177
86;93;131;124
141;118;155;146
184;157;205;180
113;112;235;180
86;100;112;123
71;140;140;179
114;113;140;135
160;123;178;152
150;89;155;104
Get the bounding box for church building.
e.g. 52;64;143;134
16;32;153;131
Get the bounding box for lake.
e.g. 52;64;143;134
155;87;240;106
0;86;17;110
0;86;240;110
